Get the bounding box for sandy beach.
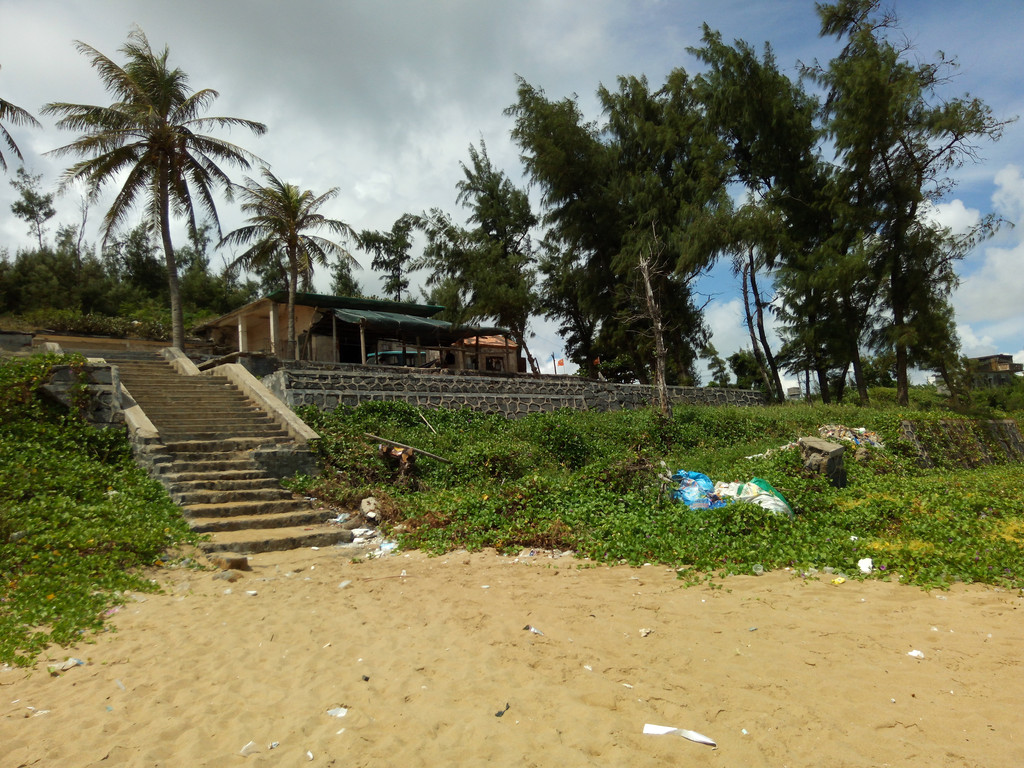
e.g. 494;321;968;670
2;545;1022;767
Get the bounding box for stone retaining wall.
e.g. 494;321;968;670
42;364;124;427
899;419;1024;468
263;364;764;416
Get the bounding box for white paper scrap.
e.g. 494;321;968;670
643;723;716;748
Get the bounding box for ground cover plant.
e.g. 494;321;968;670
0;355;195;666
295;398;1024;590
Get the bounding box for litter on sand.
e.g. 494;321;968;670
643;723;717;748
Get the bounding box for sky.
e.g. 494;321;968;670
1;0;1021;383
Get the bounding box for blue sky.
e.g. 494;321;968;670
0;0;1020;382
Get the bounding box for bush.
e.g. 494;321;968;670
0;355;196;666
298;398;1024;590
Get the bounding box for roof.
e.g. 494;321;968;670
192;291;513;343
328;308;509;340
193;292;445;331
330;308;452;337
266;291;443;318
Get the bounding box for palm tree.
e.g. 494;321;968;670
42;28;266;349
0;65;42;172
221;167;356;359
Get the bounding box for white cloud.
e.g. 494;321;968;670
922;199;981;234
954;239;1024;325
992;164;1024;221
956;323;998;357
704;298;749;358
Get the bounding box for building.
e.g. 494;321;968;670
969;354;1023;388
194;291;523;373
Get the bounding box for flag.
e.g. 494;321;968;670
557;358;565;366
593;357;601;365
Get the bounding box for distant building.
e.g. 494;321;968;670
194;291;523;373
969;354;1023;388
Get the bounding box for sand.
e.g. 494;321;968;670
2;546;1023;768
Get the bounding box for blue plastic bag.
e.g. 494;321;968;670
671;471;726;509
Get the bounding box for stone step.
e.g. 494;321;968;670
162;469;269;483
141;399;260;410
196;523;355;554
153;458;258;474
126;385;238;395
124;385;246;395
108;353;337;554
128;389;245;401
150;413;278;425
166;476;281;493
137;404;258;415
152;421;280;435
155;451;252;464
112;362;176;371
174;487;295;505
182;498;312;518
189;509;336;533
121;372;228;382
156;428;291;441
124;385;240;397
163;438;276;453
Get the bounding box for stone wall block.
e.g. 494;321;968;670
798;437;847;488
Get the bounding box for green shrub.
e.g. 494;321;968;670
0;355;195;666
298;398;1024;590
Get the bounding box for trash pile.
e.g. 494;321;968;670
818;424;884;448
669;470;794;517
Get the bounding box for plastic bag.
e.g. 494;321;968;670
671;471;727;509
737;477;795;517
715;477;795;517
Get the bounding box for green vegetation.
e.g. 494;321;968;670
0;355;195;666
295;399;1024;590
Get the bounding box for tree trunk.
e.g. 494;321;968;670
834;361;850;402
747;255;784;402
892;268;910;407
851;350;870;406
158;169;185;350
638;250;669;419
287;255;298;360
815;364;832;404
741;262;776;397
513;329;540;376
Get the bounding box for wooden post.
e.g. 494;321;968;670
359;321;367;365
332;312;338;363
269;303;279;355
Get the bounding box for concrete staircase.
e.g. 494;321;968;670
91;350;352;554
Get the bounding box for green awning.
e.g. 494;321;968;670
269;290;444;318
329;308;509;341
331;308;452;337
